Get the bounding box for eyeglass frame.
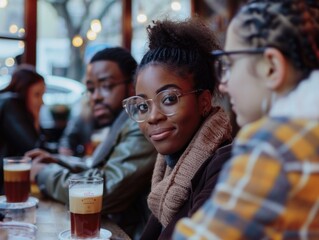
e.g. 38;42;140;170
85;79;131;96
211;47;267;84
122;88;203;123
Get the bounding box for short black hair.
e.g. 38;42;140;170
90;47;137;83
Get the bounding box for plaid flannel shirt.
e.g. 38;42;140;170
174;117;319;240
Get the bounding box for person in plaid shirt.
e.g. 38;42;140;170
173;0;319;239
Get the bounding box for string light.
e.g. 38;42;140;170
18;28;25;37
18;41;25;48
90;19;101;33
5;57;15;67
0;0;8;8
87;30;97;41
137;2;147;24
9;24;18;34
171;0;181;11
72;35;83;47
137;13;147;23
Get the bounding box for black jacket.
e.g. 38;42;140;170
0;92;39;194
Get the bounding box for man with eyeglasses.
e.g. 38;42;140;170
26;47;157;240
58;49;135;157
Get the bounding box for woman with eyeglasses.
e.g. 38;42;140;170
122;18;233;239
173;1;319;239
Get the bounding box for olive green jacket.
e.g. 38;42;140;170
36;110;157;238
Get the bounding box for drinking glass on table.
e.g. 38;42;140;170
3;156;31;203
69;177;103;239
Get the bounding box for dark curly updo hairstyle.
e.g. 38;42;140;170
138;18;221;95
233;0;319;79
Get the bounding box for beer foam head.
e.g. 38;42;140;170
69;185;103;197
4;163;31;171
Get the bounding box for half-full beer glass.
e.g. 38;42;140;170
3;156;32;203
69;177;103;239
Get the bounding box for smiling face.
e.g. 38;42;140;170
85;60;131;127
219;20;271;127
135;64;205;155
26;81;45;120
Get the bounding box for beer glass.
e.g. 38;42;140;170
69;177;103;239
3;156;32;203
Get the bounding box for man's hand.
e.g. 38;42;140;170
25;148;58;164
25;148;59;182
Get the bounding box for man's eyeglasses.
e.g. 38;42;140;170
122;89;202;123
86;80;130;96
211;48;266;84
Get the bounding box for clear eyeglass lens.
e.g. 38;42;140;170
156;90;179;115
126;90;181;122
124;97;147;122
215;55;231;83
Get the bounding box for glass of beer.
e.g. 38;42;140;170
69;177;103;239
3;156;32;203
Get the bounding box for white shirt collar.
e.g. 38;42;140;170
270;70;319;120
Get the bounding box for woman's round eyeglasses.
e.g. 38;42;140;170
122;89;202;122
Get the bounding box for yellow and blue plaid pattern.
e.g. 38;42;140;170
173;117;319;240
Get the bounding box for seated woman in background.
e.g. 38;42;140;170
122;18;233;239
0;64;46;194
174;0;319;239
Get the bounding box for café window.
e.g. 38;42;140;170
131;0;191;62
0;0;25;75
37;0;123;81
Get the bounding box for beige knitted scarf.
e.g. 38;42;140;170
147;107;232;227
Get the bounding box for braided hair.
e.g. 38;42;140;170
138;18;221;95
233;0;319;79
